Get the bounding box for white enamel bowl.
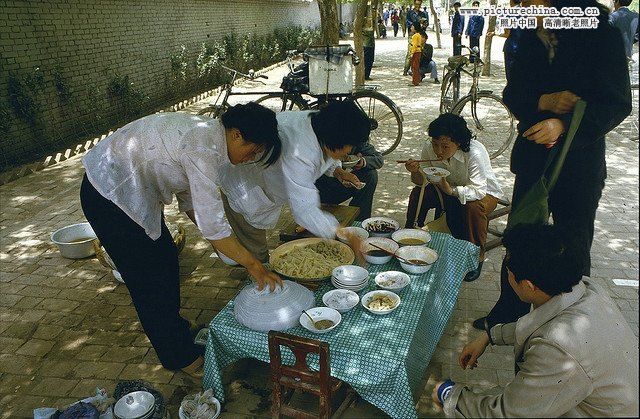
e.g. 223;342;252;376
395;246;439;275
423;167;451;183
50;222;97;259
299;307;342;334
361;290;401;315
361;237;399;265
322;289;360;313
391;228;432;247
361;217;400;238
374;271;411;291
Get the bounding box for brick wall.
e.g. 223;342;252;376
0;0;322;169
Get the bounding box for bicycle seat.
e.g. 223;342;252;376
447;55;469;69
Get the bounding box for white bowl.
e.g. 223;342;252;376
361;217;400;238
361;290;401;315
424;167;451;183
396;246;439;275
51;222;97;259
335;226;369;244
299;307;342;333
331;265;369;285
114;391;155;419
322;289;359;313
391;228;431;247
179;397;221;419
331;278;368;292
374;271;411;291
342;154;361;169
213;250;239;266
361;237;399;265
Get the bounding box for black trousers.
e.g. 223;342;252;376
452;34;462;56
485;153;606;327
469;36;480;62
80;175;199;370
315;169;378;221
392;23;399;36
364;46;375;79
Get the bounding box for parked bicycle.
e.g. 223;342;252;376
440;46;515;160
198;50;404;155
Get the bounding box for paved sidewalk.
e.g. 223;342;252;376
0;33;638;418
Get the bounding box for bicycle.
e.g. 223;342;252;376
198;51;404;155
439;46;515;160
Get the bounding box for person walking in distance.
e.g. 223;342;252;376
451;2;465;56
465;1;485;62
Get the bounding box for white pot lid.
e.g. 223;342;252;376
114;391;155;419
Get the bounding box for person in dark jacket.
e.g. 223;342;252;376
487;0;523;80
610;0;639;62
451;2;465;56
404;0;429;75
419;34;440;83
474;0;632;332
465;1;485;62
315;142;383;221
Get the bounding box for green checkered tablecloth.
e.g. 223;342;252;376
203;231;479;419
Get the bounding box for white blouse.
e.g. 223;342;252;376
83;113;232;241
219;111;341;238
420;139;504;204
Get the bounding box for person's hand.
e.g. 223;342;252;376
353;153;366;170
459;333;490;370
523;118;565;146
335;168;361;188
248;263;283;292
405;159;421;173
435;177;454;195
538;90;580;114
432;381;445;409
486;31;494;38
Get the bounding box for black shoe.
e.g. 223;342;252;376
365;76;373;80
472;316;486;331
463;261;483;282
433;78;440;84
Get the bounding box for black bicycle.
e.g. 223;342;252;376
198;51;404;155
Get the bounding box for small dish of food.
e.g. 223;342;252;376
361;237;399;265
361;217;400;238
361;290;401;315
322;289;360;313
336;226;369;244
391;228;432;247
423;167;451;183
299;307;342;333
374;271;411;291
395;245;439;274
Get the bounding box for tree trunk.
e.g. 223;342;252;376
429;0;442;48
317;0;340;45
481;0;497;76
353;0;370;86
372;0;379;38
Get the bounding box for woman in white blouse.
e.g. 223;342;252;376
80;103;282;377
405;113;503;282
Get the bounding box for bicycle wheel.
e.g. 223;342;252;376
351;90;403;155
440;72;460;114
452;92;515;159
254;93;308;112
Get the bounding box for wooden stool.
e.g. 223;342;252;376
486;197;511;251
268;331;356;419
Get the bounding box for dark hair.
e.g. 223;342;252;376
503;224;584;296
418;30;427;37
617;0;632;6
472;1;480;5
453;2;461;7
549;0;609;26
427;113;472;152
311;100;370;151
220;102;281;166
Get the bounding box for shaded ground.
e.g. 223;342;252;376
0;31;638;418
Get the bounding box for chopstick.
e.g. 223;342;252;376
369;243;427;266
396;159;442;164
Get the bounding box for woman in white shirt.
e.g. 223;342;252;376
405;113;503;282
80;103;282;377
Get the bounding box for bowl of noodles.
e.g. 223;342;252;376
270;238;355;284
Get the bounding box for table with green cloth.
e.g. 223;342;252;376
203;231;479;419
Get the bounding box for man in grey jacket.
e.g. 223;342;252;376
433;224;639;417
610;0;639;62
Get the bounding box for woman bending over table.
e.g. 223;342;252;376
80;103;283;378
404;113;504;282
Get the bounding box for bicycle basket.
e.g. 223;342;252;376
447;55;469;70
280;73;309;93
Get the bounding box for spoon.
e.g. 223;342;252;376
302;310;320;328
368;243;429;266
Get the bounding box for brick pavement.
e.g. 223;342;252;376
0;34;638;418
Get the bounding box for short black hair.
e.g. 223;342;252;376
453;2;461;7
311;100;370;151
503;224;584;296
472;0;480;5
617;0;632;6
220;102;281;166
427;113;472;152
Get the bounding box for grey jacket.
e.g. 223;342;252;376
444;279;639;417
610;7;639;58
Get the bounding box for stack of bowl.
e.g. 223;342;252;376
331;265;369;292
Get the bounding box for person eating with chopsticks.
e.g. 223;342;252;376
80;103;283;379
403;113;503;282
